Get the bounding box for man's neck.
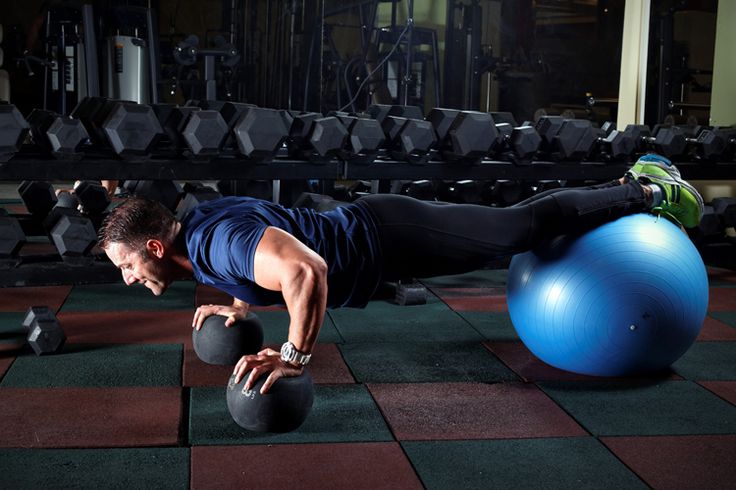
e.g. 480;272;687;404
171;222;195;277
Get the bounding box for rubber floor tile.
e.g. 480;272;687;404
441;294;508;312
369;382;586;440
0;387;181;448
402;438;646;490
58;310;193;344
340;341;518;383
0;312;25;338
189;384;392;445
672;341;736;380
60;281;196;311
0;447;189;489
539;379;736;436
256;309;343;343
191;443;423;490
698;315;736;340
19;241;57;256
183;343;354;387
708;267;736;285
1;343;182;387
0;285;71;312
457;311;519;341
707;287;736;311
710;311;736;328
485;341;681;382
601;435;736;490
420;269;508;288
699;381;736;405
0;356;15;379
328;300;482;343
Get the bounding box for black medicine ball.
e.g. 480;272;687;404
192;313;264;365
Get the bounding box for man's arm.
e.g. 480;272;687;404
232;226;328;393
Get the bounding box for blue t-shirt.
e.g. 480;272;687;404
182;196;382;308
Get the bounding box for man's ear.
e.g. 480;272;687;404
145;239;166;259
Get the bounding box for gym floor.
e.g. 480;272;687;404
1;188;735;489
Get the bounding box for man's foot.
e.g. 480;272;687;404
626;154;704;228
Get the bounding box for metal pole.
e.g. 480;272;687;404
402;0;414;106
146;5;160;103
82;4;99;97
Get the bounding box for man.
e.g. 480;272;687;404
98;154;703;394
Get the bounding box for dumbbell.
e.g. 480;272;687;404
184;100;257;158
367;104;425;122
437;180;484;204
622;124;690;159
0;208;26;269
42;190;98;265
488;180;534;206
175;183;223;220
71;97;164;158
26;109;89;160
124;180;183;212
563;120;633;161
691;127;736;161
394;180;437;201
364;105;437;163
327;113;385;164
288;113;348;163
22;306;66;355
426;108;496;163
232;106;289;161
0;103;30;162
491;123;542;162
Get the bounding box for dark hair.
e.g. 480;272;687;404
98;198;177;252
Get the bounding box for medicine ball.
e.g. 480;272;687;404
226;368;314;433
192;313;264;365
507;213;708;376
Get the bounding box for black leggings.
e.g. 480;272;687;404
357;180;650;280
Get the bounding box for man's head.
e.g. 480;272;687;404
98;197;184;296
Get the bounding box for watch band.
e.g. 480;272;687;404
280;341;312;366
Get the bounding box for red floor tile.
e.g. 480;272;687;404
58;311;194;344
191;443;423;490
699;381;736;405
698;316;736;341
0;356;16;379
368;382;587;440
183;343;354;387
601;435;736;490
484;341;682;382
19;242;58;256
441;295;508;312
0;387;181;448
708;267;736;284
0;286;72;312
707;288;736;312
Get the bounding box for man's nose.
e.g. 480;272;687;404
122;269;137;285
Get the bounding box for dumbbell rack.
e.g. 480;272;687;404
1;156;735;288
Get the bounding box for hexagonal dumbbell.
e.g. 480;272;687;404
18;180;58;217
26;109;89;160
289;115;348;163
125;180;183;212
0;104;30;162
233;107;289;161
42;192;98;265
0;209;26;269
23;306;66;355
381;116;436;164
181;110;229;158
427;108;496;164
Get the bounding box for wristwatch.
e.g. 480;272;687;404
280;341;312;366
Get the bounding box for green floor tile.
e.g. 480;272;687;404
420;269;508;288
457;311;519;341
402;438;646;490
673;342;736;380
0;313;25;340
710;312;736;328
339;342;518;383
0;344;182;387
189;384;393;445
61;281;196;312
539;379;736;436
256;310;342;344
0;448;189;489
329;300;483;343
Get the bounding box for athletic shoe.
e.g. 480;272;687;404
626;153;681;181
632;161;704;228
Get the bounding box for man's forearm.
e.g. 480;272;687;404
283;264;328;356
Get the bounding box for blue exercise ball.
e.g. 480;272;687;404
507;213;708;376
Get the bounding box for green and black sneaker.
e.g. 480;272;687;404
626;154;704;228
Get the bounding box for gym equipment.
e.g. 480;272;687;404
71;97;163;157
18;180;58;217
394;280;428;306
73;181;111;215
124;180;183;211
23;305;66;355
381;115;436;163
181;110;229;157
427;108;495;163
289;115;348;162
712;197;736;228
334;115;385;164
623;124;688;159
42;191;98;265
233;107;289;161
26;109;89;160
437;180;484;204
175;183;222;220
507;213;708;376
0;104;30;162
226;368;315;432
192;313;264;365
0;211;25;269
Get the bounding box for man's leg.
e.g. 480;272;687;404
358;180;650;280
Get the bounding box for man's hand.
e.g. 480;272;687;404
233;348;303;394
192;303;248;330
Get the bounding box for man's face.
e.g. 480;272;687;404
104;241;173;296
